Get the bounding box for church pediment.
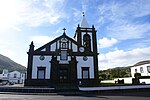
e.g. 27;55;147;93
34;33;79;53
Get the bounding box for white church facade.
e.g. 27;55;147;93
25;15;99;87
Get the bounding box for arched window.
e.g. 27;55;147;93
62;42;67;49
60;38;68;49
83;34;91;52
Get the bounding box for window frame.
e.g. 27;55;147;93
82;67;90;79
135;68;137;73
147;66;150;73
62;42;67;49
140;67;144;73
14;73;17;78
60;50;67;60
37;67;46;79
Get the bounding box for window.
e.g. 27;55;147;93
14;73;17;78
60;50;67;60
147;66;150;73
140;67;144;73
60;38;68;49
37;67;46;79
82;67;89;79
135;69;137;73
62;42;67;49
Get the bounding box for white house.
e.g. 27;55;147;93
0;69;26;84
0;69;9;80
8;71;26;84
131;60;150;84
25;14;99;87
131;60;150;77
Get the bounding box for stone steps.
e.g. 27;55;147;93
55;83;79;92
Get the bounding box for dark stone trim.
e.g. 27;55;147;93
26;42;34;80
35;33;80;52
32;50;98;56
78;79;100;87
76;25;82;47
92;25;99;80
24;79;54;87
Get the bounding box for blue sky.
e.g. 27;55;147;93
0;0;150;70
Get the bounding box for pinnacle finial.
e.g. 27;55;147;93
81;12;89;28
31;41;34;45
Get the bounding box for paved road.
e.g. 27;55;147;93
0;91;150;100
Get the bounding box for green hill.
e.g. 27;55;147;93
0;54;26;73
99;67;131;80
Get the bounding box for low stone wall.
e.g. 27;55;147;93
140;79;150;84
79;84;150;91
0;87;55;93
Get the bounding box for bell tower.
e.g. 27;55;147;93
74;14;99;81
74;14;98;54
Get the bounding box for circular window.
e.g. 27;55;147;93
39;55;45;60
83;56;88;61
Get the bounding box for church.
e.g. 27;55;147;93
25;14;99;87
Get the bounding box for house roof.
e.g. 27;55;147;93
133;60;150;66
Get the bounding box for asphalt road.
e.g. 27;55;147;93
0;91;150;100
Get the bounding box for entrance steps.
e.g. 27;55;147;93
55;83;78;92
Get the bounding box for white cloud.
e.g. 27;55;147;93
18;0;66;27
31;35;58;49
0;0;67;67
0;0;66;28
97;0;150;40
98;0;150;22
72;8;82;22
98;37;118;48
81;0;89;12
99;47;150;70
106;23;150;40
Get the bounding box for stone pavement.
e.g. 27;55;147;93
0;91;150;100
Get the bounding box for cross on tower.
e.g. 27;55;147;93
63;28;66;33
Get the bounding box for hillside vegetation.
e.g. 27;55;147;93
99;67;131;80
0;54;26;73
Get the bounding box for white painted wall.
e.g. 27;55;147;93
69;41;71;49
72;43;77;52
57;56;71;64
0;69;9;79
131;64;150;77
41;48;46;51
32;56;52;79
140;79;150;84
114;77;133;84
50;42;56;51
76;56;94;79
